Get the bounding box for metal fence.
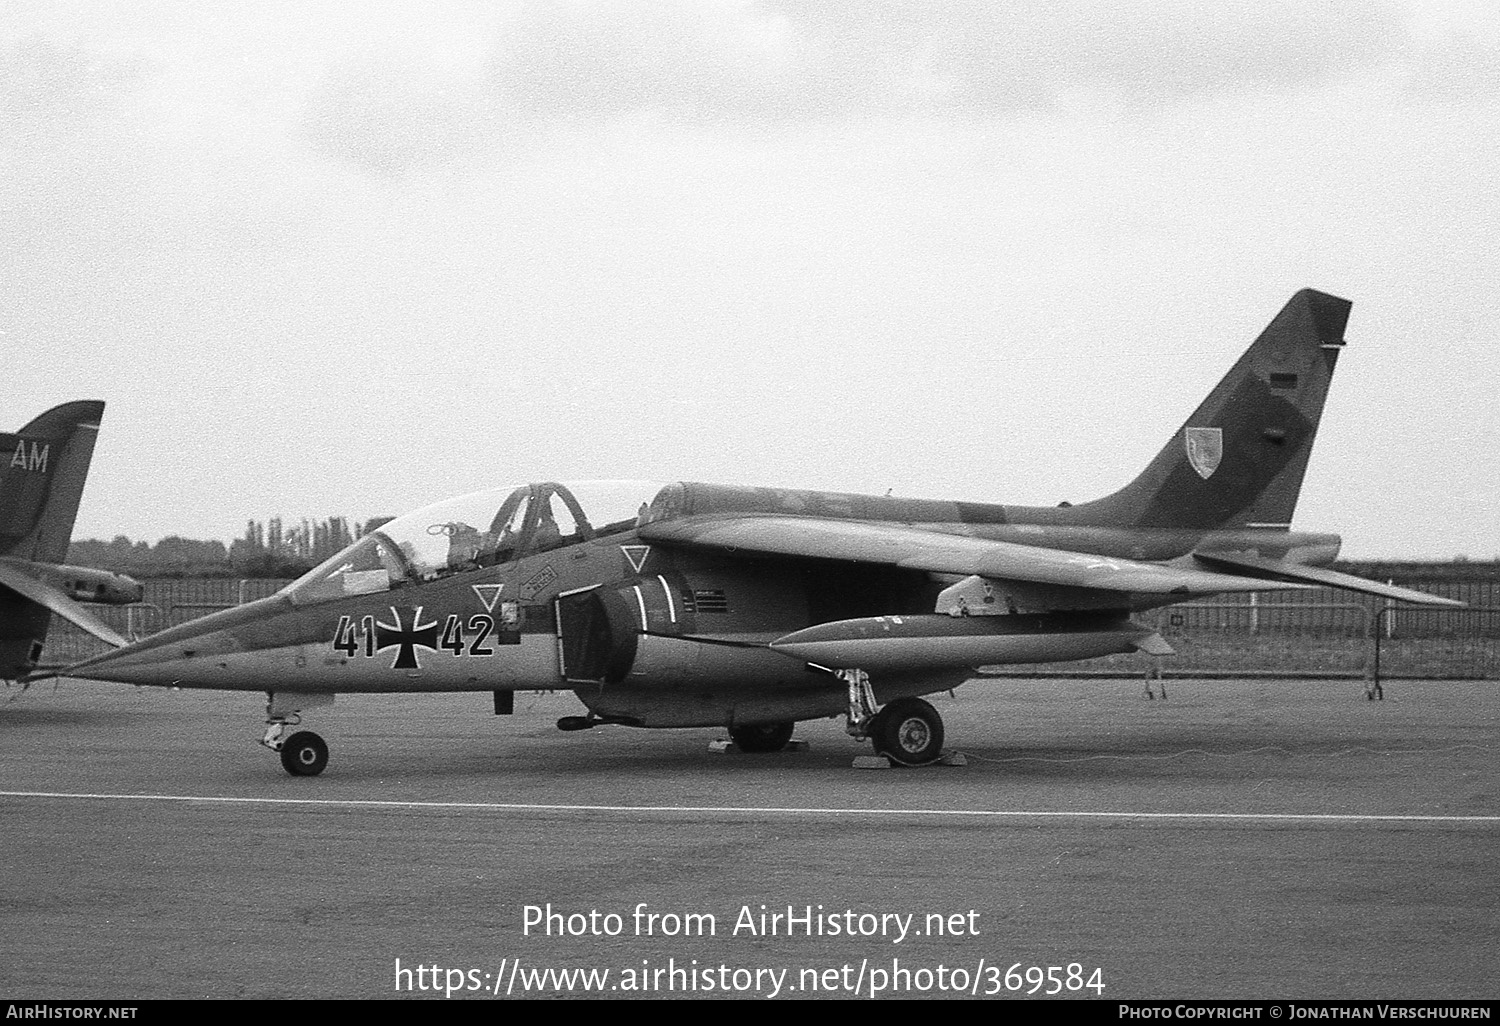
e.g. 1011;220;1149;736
34;577;1500;682
981;585;1500;682
1369;605;1500;686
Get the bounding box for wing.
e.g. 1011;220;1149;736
0;559;130;648
640;514;1311;598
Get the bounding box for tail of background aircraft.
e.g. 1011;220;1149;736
0;400;106;680
1;400;105;562
1066;289;1349;531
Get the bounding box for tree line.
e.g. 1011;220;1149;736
67;515;395;578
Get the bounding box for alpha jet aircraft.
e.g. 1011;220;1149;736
1;401;143;681
58;290;1458;774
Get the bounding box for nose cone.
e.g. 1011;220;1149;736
66;642;195;687
62;591;293;689
65;623;240;687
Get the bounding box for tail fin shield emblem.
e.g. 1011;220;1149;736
1184;427;1223;480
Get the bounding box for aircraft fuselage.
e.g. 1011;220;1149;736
63;485;1339;730
53;289;1461;774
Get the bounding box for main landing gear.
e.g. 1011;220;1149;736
261;692;334;776
838;669;945;766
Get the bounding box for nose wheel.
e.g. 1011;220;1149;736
279;731;329;776
261;692;335;776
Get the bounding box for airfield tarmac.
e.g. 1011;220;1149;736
2;676;1497;1001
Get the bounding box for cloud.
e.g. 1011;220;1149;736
0;33;145;135
302;54;493;177
490;1;805;121
291;0;1464;176
485;1;1413;118
1401;2;1500;99
299;1;829;173
934;1;1404;106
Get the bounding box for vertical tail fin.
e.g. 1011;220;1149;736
0;401;105;680
1073;289;1349;530
0;400;105;563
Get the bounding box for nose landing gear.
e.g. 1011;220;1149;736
260;692;335;776
277;731;329;776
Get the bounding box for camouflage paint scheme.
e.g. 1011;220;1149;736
53;290;1462;770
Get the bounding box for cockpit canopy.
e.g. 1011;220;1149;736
284;480;667;606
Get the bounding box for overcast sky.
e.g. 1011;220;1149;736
4;1;1497;558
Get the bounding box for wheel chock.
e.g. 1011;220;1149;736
708;738;810;754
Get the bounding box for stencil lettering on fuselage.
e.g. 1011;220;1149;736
520;564;558;601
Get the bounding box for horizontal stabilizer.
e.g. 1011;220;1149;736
0;560;129;648
1191;551;1464;607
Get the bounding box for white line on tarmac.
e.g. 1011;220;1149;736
2;790;1497;824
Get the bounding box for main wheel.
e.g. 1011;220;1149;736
870;698;944;766
280;731;329;776
729;721;796;754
